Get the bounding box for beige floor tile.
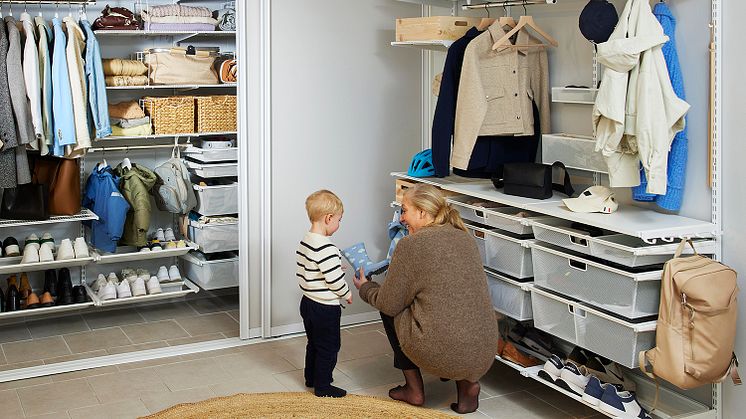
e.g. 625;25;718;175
27;412;71;419
17;378;99;417
475;391;572;419
3;336;71;364
0;359;43;371
141;387;216;414
209;373;288;397
51;366;119;383
214;348;297;379
343;322;383;335
83;309;146;330
273;368;353;392
150;358;232;391
173;313;239;336
479;362;540;398
271;338;308;369
338;330;393;362
526;385;599;418
64;328;132;354
178;345;245;361
87;368;170;403
439;406;489;418
0;323;32;344
26;315;89;339
115;354;183;372
222;329;240;338
107;341;169;356
0;389;24;418
166;332;224;346
136;302;200;322
44;350;108;365
120;320;189;344
227;310;240;322
68;399;150;419
186;297;227;314
0;375;53;392
335;354;407;391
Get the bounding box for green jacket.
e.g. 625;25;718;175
114;163;157;247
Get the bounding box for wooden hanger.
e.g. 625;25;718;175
492;15;558;51
477;18;495;31
499;16;517;29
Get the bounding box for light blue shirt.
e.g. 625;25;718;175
51;17;76;156
80;19;112;139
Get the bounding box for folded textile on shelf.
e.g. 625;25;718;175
111;124;153;137
140;11;218;26
144;23;216;32
93;5;139;30
103;59;148;76
215;8;236;31
146;4;212;18
105;75;149;87
110;116;150;129
108;101;146;120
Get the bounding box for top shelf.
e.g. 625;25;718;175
390;40;453;51
94;30;236;37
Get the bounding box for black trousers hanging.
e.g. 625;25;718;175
380;312;419;371
300;296;341;389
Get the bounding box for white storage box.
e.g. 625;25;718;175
531;243;661;319
448;196;551;235
466;222;534;279
183;147;238;163
185;161;238;178
550;87;598;104
193;183;238;216
181;252;238;290
486;269;532;321
542;133;607;173
188;219;239;253
531;287;656;368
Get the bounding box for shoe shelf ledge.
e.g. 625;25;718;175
0;210;99;229
92;242;198;265
494;354;530;373
83;279;199;308
0;299;95;321
0;257;95;275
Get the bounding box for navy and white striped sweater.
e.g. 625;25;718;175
296;231;351;305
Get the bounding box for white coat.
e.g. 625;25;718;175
593;0;689;193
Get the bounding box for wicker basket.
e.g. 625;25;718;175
195;95;237;133
142;96;195;135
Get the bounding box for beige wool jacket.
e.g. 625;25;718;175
360;225;498;382
453;22;550;170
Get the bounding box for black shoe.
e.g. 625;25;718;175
305;381;313;388
5;285;20;311
72;285;87;304
0;285;4;312
314;385;347;398
2;237;20;257
57;268;74;305
44;270;58;298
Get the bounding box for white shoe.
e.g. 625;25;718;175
73;238;90;259
168;265;182;282
121;268;136;282
156;266;170;283
155;228;165;242
25;234;40;250
164;228;176;242
130;276;147;297
40;232;54;247
107;272;120;284
56;239;75;261
21;244;40;264
39;242;54;263
176;240;186;248
91;274;108;292
115;279;132;298
98;280;117;301
146;276;162;294
558;363;591;395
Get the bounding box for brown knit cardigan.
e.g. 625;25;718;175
359;225;498;382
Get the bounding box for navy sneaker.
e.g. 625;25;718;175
557;362;591;395
582;376;607;406
537;354;564;383
599;384;651;418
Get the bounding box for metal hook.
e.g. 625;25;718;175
522;0;528;16
24;1;27;13
485;7;490;18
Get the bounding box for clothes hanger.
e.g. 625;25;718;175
498;5;517;29
79;4;87;21
38;1;42;17
476;7;495;31
1;1;4;19
491;2;558;51
122;148;132;170
55;2;59;19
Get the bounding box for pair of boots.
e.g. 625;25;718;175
342;209;408;278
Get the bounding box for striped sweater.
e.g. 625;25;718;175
296;231;351;305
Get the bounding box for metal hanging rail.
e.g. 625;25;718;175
88;144;189;153
0;1;94;4
462;0;556;10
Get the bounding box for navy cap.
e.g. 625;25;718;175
579;0;619;44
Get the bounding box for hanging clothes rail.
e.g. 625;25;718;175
88;144;189;153
462;0;556;10
0;1;95;4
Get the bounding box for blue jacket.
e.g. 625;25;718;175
632;3;687;211
80;20;112;139
83;165;130;253
51;18;76;156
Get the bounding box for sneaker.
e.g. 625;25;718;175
139;246;151;253
3;237;20;257
314;385;347;398
157;266;170;283
164;228;176;242
39;232;54;247
599;385;651;419
557;362;592;395
164;241;177;250
20;244;40;264
56;239;75;261
121;268;137;282
583;376;609;406
155;228;165;242
25;234;40;250
537;354;565;383
519;328;554;358
107;272;120;284
168;265;182;282
176;240;186;248
73;238;90;259
150;241;163;252
91;274;108;292
130;276;147;297
136;268;150;279
39;242;54;262
586;355;635;392
146;276;162;294
97;280;117;301
115;279;132;299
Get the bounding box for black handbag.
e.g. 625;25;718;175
491;161;575;200
1;183;50;221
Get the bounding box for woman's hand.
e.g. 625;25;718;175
353;267;369;289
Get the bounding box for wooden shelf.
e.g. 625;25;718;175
390;40;453;51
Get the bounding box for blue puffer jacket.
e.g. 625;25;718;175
83;165;130;253
632;2;687;211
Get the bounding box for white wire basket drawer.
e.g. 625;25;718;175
194;183;238;216
180;251;238;291
486;268;532;321
183;146;238;163
448;196;551;235
465;222;534;279
531;287;657;369
542;133;607;173
531;243;662;319
185;161;238;178
188;219;239;253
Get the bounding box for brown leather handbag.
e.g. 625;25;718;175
31;157;81;216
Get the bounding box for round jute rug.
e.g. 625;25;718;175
142;392;457;419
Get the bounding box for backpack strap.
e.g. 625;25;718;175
639;350;660;412
674;238;698;258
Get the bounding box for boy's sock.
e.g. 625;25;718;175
314;385;347;398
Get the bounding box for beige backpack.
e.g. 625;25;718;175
640;240;740;390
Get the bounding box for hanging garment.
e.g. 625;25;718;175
593;0;689;192
50;18;77;157
0;16;19;188
64;16;91;158
632;2;687;210
36;16;54;156
83;165;131;253
20;13;44;151
113;163;158;247
6;16;34;185
80;19;112;140
453;23;550;171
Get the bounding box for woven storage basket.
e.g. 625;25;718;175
143;96;195;135
195;95;237;133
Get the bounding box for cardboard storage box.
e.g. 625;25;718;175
396;16;481;42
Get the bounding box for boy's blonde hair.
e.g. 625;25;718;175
305;190;344;222
403;184;467;232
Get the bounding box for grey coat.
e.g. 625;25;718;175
6;16;32;185
0;19;18;188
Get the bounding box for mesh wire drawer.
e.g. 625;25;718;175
531;287;657;369
466;222;533;279
180;251;238;290
465;224;487;266
448;196;550;235
188;220;239;253
531;243;661;319
531;219;599;257
194;183;238;216
486;269;532;321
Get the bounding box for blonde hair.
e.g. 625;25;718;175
305;190;344;222
403;184;467;232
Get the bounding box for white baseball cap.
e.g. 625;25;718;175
562;186;619;214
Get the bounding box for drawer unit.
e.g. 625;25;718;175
188;220;239;253
448;195;551;235
531;243;661;319
180;251;238;290
185;161;238;178
486;269;532;321
466;222;534;279
542;133;607;173
531;287;657;369
183;147;238;163
193;183;238;216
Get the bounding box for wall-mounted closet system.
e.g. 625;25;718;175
0;0;251;383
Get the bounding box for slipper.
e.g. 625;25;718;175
342;242;390;278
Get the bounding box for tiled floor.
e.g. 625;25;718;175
0;322;604;418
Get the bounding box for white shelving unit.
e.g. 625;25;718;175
96;131;237;142
0;210;98;229
390;40;453;51
92;242;198;265
107;84;236;90
0;257;95;275
0;300;96;322
83;279;199;307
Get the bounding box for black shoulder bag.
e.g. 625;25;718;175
491;162;575;200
